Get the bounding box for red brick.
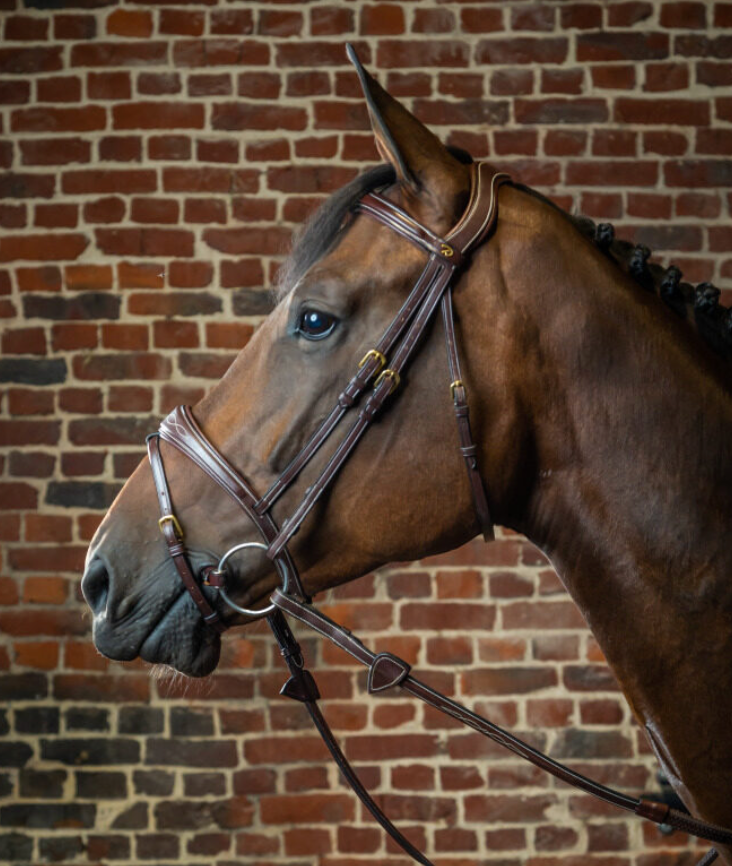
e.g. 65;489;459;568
205;323;253;349
527;698;574;727
311;7;354;36
168;261;213;288
54;15;96;41
83;196;126;224
139;72;181;96
378;39;470;68
148;135;191;161
58;387;101;413
22;576;68;604
615;97;709;126
8;389;54;416
130;197;179;224
113;103;204;130
0;81;29;104
159;10;204;36
477;37;567;65
107;9;153;38
0;233;88;263
286;71;330;97
0;46;62;75
561;4;602;28
219;259;264;288
60;450;106;476
198;139;239;163
101;324;148;351
578;32;668;61
153;320;199;348
99;135;142;162
87;71;131;100
173;39;270;68
258;10;302;37
163;166;258;193
37;75;82;103
19;139;90;166
64;169;155;195
71;42;167;68
12;105;104;133
511;6;554;31
108;385;153;413
360;3;405;35
643;130;688;156
660;2;707;28
607;2;654;26
117;262;164;289
15;641;58;670
189;74;231;97
210;9;254;35
52;324;98;352
627;193;672;219
2;327;46;355
541;68;583;94
5;15;49;41
34;203;77;229
566;160;658;186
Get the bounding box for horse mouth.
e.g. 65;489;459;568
86;552;225;679
137;588;223;678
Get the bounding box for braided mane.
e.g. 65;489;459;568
514;183;732;365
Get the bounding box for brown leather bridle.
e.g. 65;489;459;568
145;164;729;865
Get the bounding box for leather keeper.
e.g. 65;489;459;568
635;799;670;824
368;652;411;693
280;669;321;703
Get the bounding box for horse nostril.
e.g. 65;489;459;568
81;557;110;616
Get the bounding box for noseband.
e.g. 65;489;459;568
145;164;729;864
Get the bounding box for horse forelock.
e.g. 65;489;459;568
274;163;396;303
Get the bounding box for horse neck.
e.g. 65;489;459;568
486;187;732;613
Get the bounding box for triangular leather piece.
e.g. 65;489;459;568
368;653;410;694
280;670;320;703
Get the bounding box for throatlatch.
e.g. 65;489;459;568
146;165;730;865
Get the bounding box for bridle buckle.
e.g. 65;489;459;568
158;514;184;541
374;368;400;395
358;348;386;378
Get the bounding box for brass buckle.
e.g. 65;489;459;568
158;514;184;541
374;368;400;395
358;349;386;377
440;243;454;258
450;379;464;399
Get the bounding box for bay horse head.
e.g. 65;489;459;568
83;50;523;677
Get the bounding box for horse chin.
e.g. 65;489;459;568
137;589;222;678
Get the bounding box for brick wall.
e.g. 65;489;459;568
1;1;730;863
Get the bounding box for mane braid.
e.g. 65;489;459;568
514;183;732;365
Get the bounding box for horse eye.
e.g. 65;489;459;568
297;309;337;341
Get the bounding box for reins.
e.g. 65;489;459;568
145;163;729;865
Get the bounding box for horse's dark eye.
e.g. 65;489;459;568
298;309;337;341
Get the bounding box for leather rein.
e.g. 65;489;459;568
145;163;730;864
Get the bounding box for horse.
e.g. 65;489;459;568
82;47;732;864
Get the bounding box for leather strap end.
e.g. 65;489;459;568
635;798;671;824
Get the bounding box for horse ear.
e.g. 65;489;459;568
346;44;464;199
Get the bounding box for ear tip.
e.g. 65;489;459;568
345;42;358;65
